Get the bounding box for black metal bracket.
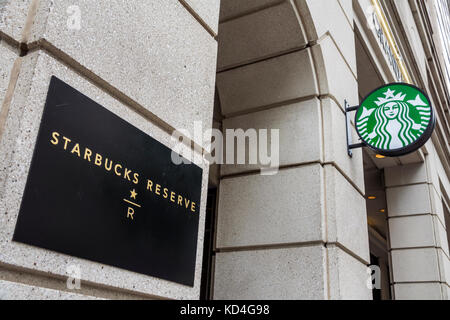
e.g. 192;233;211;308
345;99;365;157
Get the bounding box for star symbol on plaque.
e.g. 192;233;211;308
384;88;395;99
130;189;138;200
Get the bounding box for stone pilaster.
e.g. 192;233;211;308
385;147;450;299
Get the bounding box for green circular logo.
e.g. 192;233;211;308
355;83;435;157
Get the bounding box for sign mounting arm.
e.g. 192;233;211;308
345;100;365;157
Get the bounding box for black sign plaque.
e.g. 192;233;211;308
13;76;203;286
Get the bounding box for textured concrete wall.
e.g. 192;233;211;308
0;1;219;300
213;0;371;300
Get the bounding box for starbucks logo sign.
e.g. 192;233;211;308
355;83;435;157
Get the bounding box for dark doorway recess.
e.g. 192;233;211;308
200;189;217;300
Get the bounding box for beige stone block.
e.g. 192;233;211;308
327;245;372;300
386;184;432;217
425;143;441;192
0;267;148;300
430;186;446;227
322;97;365;193
391;248;440;282
0;0;32;42
213;245;327;299
371;153;399;169
183;0;221;35
353;0;406;82
221;98;322;176
430;143;450;196
0;50;209;300
392;0;427;83
442;284;450;300
325;166;369;262
219;0;283;22
0;280;100;300
394;283;443;300
216;48;318;116
311;35;358;112
397;150;424;165
29;0;217;147
338;0;353;25
384;163;428;187
437;249;450;285
0;39;17;104
216;164;324;248
388;215;435;249
218;1;307;69
305;0;356;74
433;216;449;256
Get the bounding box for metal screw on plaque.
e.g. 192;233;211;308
67;5;81;31
366;265;381;290
66;264;81;290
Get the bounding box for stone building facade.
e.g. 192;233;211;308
0;0;449;300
